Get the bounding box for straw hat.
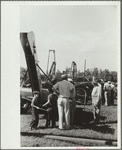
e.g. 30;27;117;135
61;74;68;80
68;78;73;82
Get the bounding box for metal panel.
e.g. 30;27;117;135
20;32;42;103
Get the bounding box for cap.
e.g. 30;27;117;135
108;81;111;84
97;79;101;83
61;74;67;80
68;78;73;82
33;91;39;94
92;81;98;85
51;77;57;84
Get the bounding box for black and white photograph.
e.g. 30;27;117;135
1;1;121;149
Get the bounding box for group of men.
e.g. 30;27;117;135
103;80;116;106
30;74;76;130
91;79;117;124
29;75;117;130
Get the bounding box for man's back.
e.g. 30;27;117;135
104;83;112;91
53;80;73;98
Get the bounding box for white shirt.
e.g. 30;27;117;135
91;85;102;103
53;80;74;98
103;82;112;91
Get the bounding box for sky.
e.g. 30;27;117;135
20;4;119;73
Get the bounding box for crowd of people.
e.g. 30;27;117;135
29;75;117;130
91;79;117;124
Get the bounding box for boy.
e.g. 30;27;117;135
43;88;58;128
30;91;40;130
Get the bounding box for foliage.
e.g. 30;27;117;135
20;67;30;85
77;68;117;82
20;67;48;86
20;66;117;84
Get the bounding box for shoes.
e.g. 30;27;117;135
65;128;70;130
45;125;49;128
89;120;95;124
51;125;56;128
89;120;97;125
58;128;65;130
90;117;100;125
30;126;37;130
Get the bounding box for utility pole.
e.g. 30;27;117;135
46;50;55;75
47;51;50;75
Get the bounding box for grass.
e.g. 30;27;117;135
21;136;111;147
21;136;80;147
21;101;118;147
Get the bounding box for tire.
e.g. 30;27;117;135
75;88;87;105
21;98;30;114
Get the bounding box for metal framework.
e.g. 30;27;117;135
20;31;42;103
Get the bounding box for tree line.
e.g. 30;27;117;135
20;67;117;85
77;68;117;82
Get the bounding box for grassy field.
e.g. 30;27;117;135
21;101;118;147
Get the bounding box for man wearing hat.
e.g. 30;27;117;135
53;74;74;130
91;81;102;124
97;79;104;105
30;91;40;130
103;80;112;106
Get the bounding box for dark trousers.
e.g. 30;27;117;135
45;109;57;128
102;91;105;105
30;107;39;128
111;90;115;105
107;89;115;106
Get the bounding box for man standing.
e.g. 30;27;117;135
103;81;112;106
91;81;102;124
97;79;104;105
111;82;115;105
53;74;74;130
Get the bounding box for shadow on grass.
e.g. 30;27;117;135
89;125;115;134
74;107;117;126
99;121;117;124
74;107;93;125
21;131;48;137
37;126;59;129
100;116;106;121
74;108;115;134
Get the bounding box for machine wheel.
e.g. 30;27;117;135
21;98;31;114
75;88;87;105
